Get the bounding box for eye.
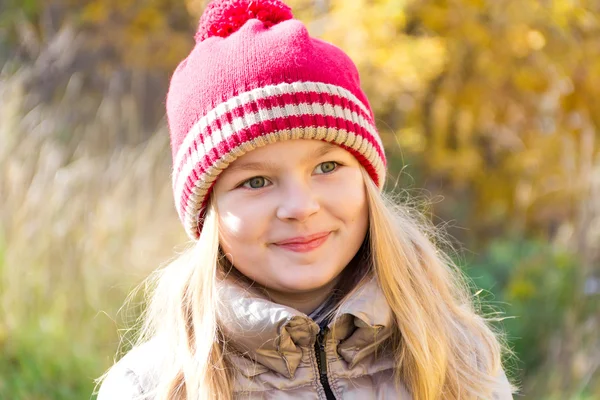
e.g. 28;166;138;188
314;161;338;174
241;176;270;189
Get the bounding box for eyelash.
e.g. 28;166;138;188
238;161;340;190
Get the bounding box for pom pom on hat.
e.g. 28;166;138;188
195;0;293;42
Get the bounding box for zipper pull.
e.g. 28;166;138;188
316;327;329;374
316;327;329;348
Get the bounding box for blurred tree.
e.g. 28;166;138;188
1;0;195;138
319;0;600;247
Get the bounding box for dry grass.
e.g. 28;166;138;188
0;57;187;398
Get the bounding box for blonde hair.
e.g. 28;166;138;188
102;167;516;400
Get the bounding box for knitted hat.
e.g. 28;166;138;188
167;0;386;240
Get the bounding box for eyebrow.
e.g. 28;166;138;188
225;142;339;173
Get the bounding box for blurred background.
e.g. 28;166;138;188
1;0;599;398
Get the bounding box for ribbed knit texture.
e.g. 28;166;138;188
167;0;386;240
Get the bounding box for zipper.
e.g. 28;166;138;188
314;327;336;400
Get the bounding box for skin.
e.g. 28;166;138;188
213;139;369;315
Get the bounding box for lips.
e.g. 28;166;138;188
273;231;331;252
275;232;330;245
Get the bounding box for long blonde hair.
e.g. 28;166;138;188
105;167;515;400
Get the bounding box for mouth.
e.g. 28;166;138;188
273;231;331;253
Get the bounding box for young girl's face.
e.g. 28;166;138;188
213;139;368;297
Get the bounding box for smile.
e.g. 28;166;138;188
273;232;331;253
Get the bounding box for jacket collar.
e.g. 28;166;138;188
217;276;393;379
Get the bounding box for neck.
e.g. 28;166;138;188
260;276;340;315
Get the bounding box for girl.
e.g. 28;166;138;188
98;0;516;399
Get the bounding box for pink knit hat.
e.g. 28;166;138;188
167;0;386;240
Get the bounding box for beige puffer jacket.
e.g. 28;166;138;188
98;278;513;399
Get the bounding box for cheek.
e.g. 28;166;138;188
217;197;270;249
346;188;369;231
322;171;368;224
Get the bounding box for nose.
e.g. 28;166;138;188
276;178;320;223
